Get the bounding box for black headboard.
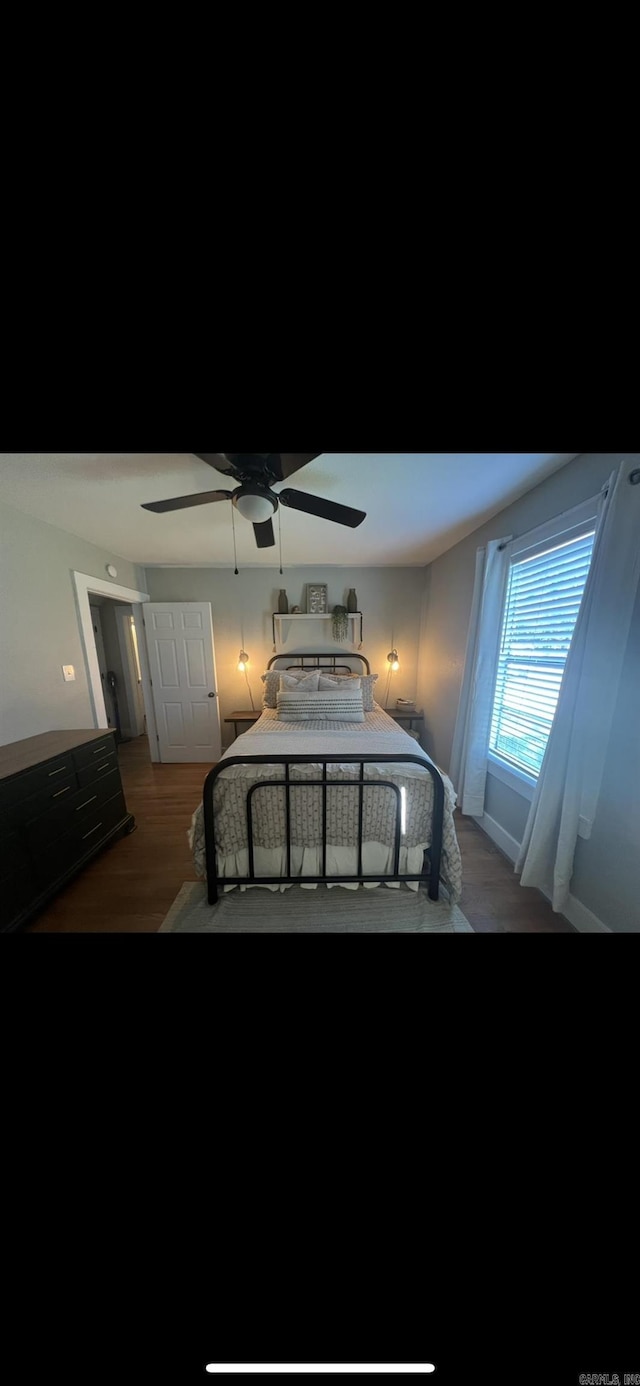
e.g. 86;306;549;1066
267;651;371;674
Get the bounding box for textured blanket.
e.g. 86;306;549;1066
189;706;462;899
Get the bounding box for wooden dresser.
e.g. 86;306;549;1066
0;729;135;932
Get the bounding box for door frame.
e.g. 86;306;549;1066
72;571;160;762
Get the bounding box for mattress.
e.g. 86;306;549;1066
189;705;462;899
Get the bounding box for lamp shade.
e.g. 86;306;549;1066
234;491;275;523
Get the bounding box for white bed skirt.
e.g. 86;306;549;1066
215;841;429;892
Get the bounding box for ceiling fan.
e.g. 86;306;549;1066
141;453;366;549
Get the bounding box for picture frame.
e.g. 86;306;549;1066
306;583;328;614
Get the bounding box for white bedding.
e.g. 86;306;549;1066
189;705;462;898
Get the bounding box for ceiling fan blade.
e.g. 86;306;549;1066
271;453;322;483
279;489;366;529
193;452;238;477
141;489;232;513
253;518;276;548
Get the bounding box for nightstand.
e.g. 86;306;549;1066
388;709;425;734
224;710;261;740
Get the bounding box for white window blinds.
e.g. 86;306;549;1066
489;528;596;777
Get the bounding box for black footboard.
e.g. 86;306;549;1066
202;754;445;906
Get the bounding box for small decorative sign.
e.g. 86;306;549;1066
306;583;328;614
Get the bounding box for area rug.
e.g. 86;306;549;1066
158;882;474;932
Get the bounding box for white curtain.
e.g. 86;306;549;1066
449;537;512;816
516;460;640;912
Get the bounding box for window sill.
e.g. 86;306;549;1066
487;752;536;802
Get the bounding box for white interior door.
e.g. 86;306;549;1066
143;603;221;763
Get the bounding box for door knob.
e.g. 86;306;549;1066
208;692;216;698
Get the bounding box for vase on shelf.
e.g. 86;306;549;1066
347;588;358;613
278;590;289;613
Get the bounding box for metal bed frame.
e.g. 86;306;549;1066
202;653;445;904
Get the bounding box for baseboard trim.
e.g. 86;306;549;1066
472;812;611;933
472;813;520;864
559;893;611;933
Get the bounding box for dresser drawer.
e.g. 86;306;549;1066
0;754;77;810
76;750;118;787
0;795;33;836
0;829;30;883
75;790;128;851
0;868;34;932
67;767;123;822
24;766;123;850
2;774;80;834
35;789;128;892
73;735;117;771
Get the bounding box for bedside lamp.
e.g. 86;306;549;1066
385;648;400;708
237;650;255;711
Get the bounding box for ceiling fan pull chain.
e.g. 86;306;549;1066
231;501;239;574
278;506;284;575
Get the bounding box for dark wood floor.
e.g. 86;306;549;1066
455;813;574;931
27;734;575;932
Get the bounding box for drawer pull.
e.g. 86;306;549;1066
76;795;98;812
53;785;72;799
82;821;103;840
93;745;110;755
48;765;68;776
96;762;111;772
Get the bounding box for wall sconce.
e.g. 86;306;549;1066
385;648;400;708
237;650;255;711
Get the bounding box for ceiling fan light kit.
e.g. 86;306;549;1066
233;486;277;524
141;453;366;552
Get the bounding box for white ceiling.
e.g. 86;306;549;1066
0;453;578;567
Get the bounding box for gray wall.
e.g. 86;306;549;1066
143;566;425;749
417;454;640;931
483;774;532;843
0;501;145;745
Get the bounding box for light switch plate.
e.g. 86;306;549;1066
62;665;76;682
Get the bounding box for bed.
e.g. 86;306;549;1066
189;653;462;904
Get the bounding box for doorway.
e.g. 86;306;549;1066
88;597;147;747
89;602;118;734
121;612;147;735
73;570;160;763
73;573;221;765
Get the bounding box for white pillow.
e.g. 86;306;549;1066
279;670;320;692
261;668;320;707
318;674;361;690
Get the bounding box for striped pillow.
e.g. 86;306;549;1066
276;687;365;722
318;672;378;711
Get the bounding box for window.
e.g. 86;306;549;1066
489;517;596;779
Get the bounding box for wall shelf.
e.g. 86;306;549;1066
272;611;363;646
